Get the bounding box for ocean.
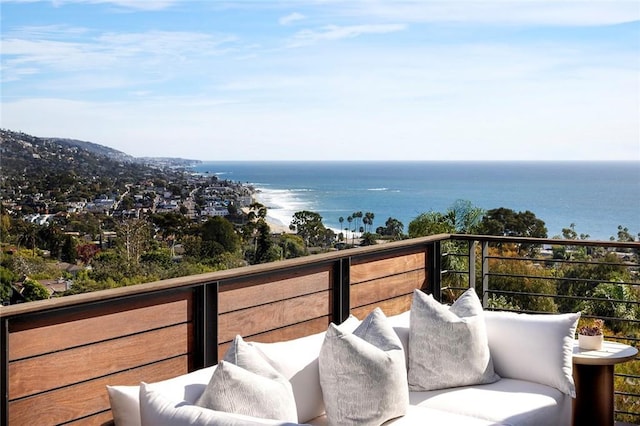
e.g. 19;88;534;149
192;161;640;241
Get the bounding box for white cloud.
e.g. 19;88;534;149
279;12;306;26
332;1;640;26
287;23;407;47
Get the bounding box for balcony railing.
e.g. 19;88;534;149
441;235;640;424
1;234;638;425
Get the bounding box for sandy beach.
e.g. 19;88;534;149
266;218;293;234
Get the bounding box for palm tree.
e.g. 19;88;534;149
347;216;353;245
364;212;375;233
352;211;363;237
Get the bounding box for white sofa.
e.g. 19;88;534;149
108;289;579;426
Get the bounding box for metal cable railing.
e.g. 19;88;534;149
443;236;640;424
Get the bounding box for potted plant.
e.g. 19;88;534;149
577;318;604;350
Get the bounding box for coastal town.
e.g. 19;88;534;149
0;129;302;304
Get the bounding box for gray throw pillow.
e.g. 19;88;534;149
319;308;409;426
195;335;298;422
408;288;500;391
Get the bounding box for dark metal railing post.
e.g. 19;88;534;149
1;318;7;426
481;241;489;308
430;241;442;302
468;240;477;290
194;281;218;369
332;258;351;324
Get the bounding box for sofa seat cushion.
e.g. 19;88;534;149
307;405;507;425
409;378;572;426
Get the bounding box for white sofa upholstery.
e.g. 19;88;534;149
108;306;577;426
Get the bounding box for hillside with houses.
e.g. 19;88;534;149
0;129;282;304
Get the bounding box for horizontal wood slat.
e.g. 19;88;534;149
219;270;331;314
217;316;331;361
9;296;192;361
350;251;426;284
351;269;425;309
64;410;113;426
9;356;188;426
9;323;192;400
218;292;330;343
351;294;414;320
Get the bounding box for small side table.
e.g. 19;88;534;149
572;340;638;426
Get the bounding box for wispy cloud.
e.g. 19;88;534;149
49;0;178;11
331;1;640;26
279;12;306;26
1;27;239;88
287;23;407;47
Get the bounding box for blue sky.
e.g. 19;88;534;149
1;1;639;161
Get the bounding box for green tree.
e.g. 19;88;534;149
447;199;485;234
278;233;307;259
360;232;378;246
478;207;547;238
200;216;240;255
376;217;404;240
116;218;152;266
290;211;329;247
253;220;276;264
0;267;16;303
408;211;453;237
21;278;50;301
363;212;375;233
62;234;78;263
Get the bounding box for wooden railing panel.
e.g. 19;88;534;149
351;269;425;309
219;268;331;314
8;293;191;361
351;294;414;319
350;250;426;284
218;291;330;343
217;316;331;360
9;323;191;399
64;411;113;426
0;236;445;426
9;356;188;426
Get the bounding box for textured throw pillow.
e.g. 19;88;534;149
195;335;298;422
251;315;361;423
107;365;217;426
139;382;302;426
319;308;409;426
484;310;580;397
408;288;499;391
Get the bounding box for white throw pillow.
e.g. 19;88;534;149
319;308;409;426
408;288;499;391
107;365;217;426
196;336;298;422
250;315;361;423
139;382;301;426
484;310;580;397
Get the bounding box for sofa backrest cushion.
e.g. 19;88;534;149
319;308;409;426
250;315;361;423
408;288;499;391
484;310;579;397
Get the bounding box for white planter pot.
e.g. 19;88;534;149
578;334;604;350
